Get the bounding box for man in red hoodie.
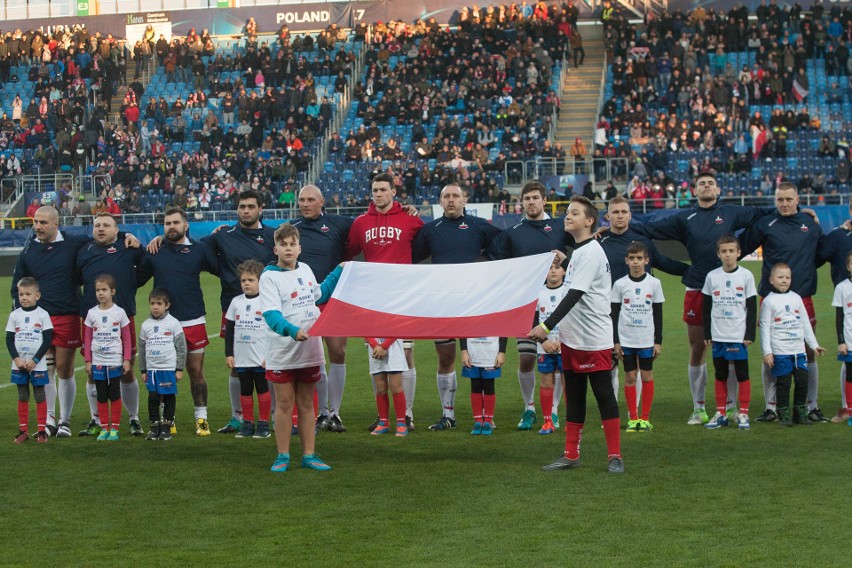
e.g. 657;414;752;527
346;172;424;429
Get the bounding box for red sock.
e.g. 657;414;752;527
738;379;750;414
715;380;728;414
17;400;28;431
392;391;407;422
640;380;654;420
110;398;122;429
240;395;255;422
846;381;852;413
36;400;46;432
540;387;553;421
483;394;496;422
313;390;318;417
257;391;271;422
602;417;621;459
624;384;638;420
564;422;583;460
470;392;483;421
98;401;109;427
376;393;389;421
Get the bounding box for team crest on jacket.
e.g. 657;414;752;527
714;216;723;224
543;225;552;232
459;222;469;230
320;224;330;233
256;236;265;243
180;247;190;253
800;224;808;232
106;246;117;254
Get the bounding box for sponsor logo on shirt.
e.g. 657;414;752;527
800;224;808;232
320;224;330;233
180;247;190;254
256;236;265;243
459;222;469;230
107;246;117;254
543;225;553;232
715;216;723;224
290;291;298;298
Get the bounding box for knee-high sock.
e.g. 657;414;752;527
842;365;848;409
437;372;457;420
807;362;819;411
611;367;619;401
228;375;242;420
86;382;99;420
471;392;484;421
688;364;706;408
241;394;255;423
327;363;346;417
58;377;76;424
726;362;739;411
602;417;621;459
110;398;122;428
762;363;776;410
540;387;554;419
258;391;271;422
640;380;654;420
738;379;751;413
483;393;495;422
624;384;638;420
392;391;407;422
552;374;563;416
44;372;57;427
376;392;389;422
564;422;583;460
402;368;416;417
316;367;330;417
120;380;139;421
518;369;535;411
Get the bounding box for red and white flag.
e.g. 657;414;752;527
792;78;809;102
311;253;555;339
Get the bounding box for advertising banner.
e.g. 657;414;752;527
126;12;173;45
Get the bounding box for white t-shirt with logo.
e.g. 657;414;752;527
226;293;270;368
84;304;131;366
6;306;52;371
611;273;665;348
558;240;613;351
702;265;756;343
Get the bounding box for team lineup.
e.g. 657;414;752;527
8;171;852;473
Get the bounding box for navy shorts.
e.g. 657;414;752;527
711;342;749;361
462;365;501;379
92;365;124;381
537;353;562;374
145;370;178;395
771;354;808;378
11;369;49;387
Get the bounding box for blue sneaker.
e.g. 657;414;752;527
371;420;389;435
551;413;560;429
847;416;852;427
271;453;290;472
301;454;331;471
704;411;729;430
517;409;536;430
481;422;494;435
471;421;483;435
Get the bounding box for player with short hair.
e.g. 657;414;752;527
346;173;424;430
534;259;569;435
531;195;624;474
225;260;272;439
12;206;138;437
138;207;220;436
461;336;507;435
261;223;344;472
741;182;828;423
760;263;825;426
82;274;133;441
610;241;664;432
493;180;573;431
7;277;53;444
701;236;757;430
76;212;146;437
412;184;502;431
138;288;187;441
831;251;852;426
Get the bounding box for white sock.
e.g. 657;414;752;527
842;365;848;408
518;369;536;411
402;368;416;417
611;367;619;401
552;372;563;416
45;365;57;426
328;363;346;416
120;380;139;421
194;406;208;420
688;364;706;408
635;371;643;406
86;381;98;420
437;372;457;420
58;377;76;424
726;362;738;411
762;363;776;410
807;361;819;411
228;374;242;420
316;366;330;417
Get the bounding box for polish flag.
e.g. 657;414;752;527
311;253;555;338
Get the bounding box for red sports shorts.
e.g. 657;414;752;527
183;323;210;351
561;345;613;373
266;366;322;384
51;314;82;349
683;289;704;326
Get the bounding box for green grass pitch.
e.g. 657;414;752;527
0;264;849;566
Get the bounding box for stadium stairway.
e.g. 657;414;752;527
556;24;605;159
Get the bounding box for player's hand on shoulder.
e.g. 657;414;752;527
801;208;819;223
213;224;229;233
594;226;609;239
401;204;420;217
763;354;774;367
125;233;142;249
146;235;164;254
